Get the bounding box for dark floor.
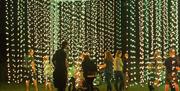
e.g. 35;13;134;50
0;83;171;91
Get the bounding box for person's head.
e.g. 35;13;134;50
105;51;113;61
61;41;68;49
28;49;34;56
115;50;122;58
124;51;128;59
43;55;49;62
169;48;176;57
83;54;90;61
79;52;85;60
154;49;160;57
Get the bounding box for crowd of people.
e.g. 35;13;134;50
23;41;180;91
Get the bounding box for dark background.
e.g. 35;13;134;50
0;0;7;82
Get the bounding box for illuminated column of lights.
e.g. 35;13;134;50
64;2;74;63
154;0;162;51
138;0;145;85
60;2;73;63
49;0;60;59
168;0;179;84
5;0;13;83
128;0;137;86
169;0;179;54
154;0;165;86
40;1;51;82
115;0;121;50
5;0;9;83
74;2;86;88
27;0;51;83
104;0;109;51
72;2;80;63
5;0;21;83
144;0;150;85
109;0;115;53
162;0;168;59
17;0;27;83
84;1;92;54
6;0;29;83
104;0;115;53
98;0;105;63
148;0;155;87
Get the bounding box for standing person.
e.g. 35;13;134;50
24;49;38;91
82;53;97;91
164;48;180;91
123;51;130;90
43;55;54;91
99;51;113;91
52;41;69;91
147;50;164;91
75;52;85;88
114;50;124;91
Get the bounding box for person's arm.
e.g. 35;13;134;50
31;61;36;73
52;51;57;66
99;63;106;69
176;67;180;71
120;58;123;67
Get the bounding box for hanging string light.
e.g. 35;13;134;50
128;0;137;86
138;0;145;86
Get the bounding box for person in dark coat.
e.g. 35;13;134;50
52;41;68;91
82;53;97;91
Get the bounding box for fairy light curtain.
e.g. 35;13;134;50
5;0;116;83
138;0;179;86
5;0;180;86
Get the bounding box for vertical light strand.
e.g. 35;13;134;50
154;0;165;86
98;0;105;63
154;0;162;51
17;0;27;83
162;0;169;59
144;0;150;85
115;0;121;50
50;0;60;59
148;0;155;87
169;0;178;53
129;0;137;86
5;0;11;83
138;0;145;86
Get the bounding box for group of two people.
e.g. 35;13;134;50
24;49;54;91
148;48;180;91
99;50;129;91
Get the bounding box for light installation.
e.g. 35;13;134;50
5;0;116;84
4;0;180;88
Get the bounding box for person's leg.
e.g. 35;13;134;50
165;84;169;91
90;77;95;91
33;79;38;91
114;71;119;91
119;71;124;91
58;88;65;91
47;82;52;91
44;80;47;91
26;80;30;91
105;74;112;91
72;77;76;91
174;82;179;91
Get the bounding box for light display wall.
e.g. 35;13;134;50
5;0;116;83
138;0;179;86
4;0;180;86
